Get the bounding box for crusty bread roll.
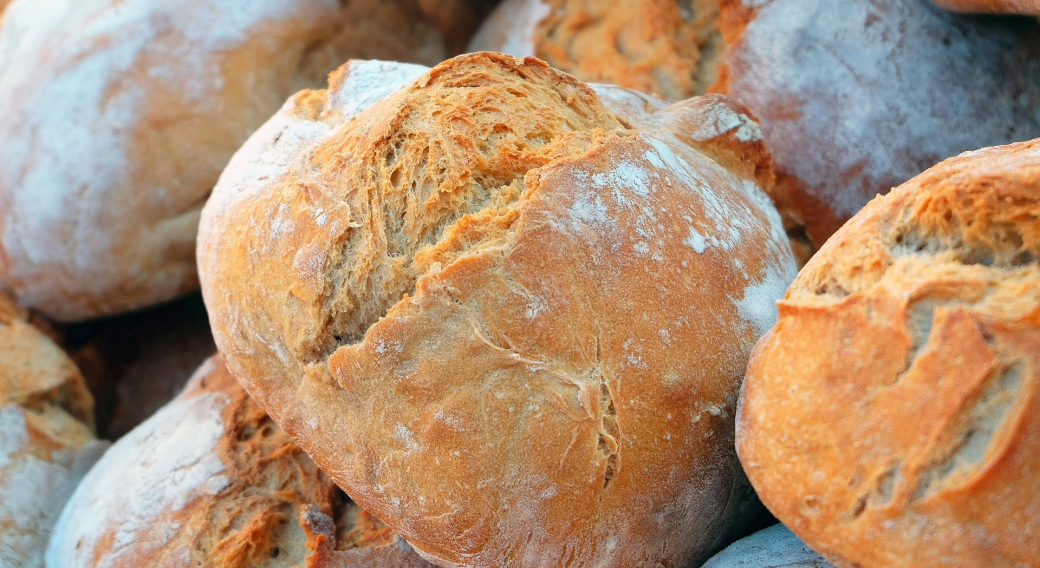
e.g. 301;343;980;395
0;294;106;568
738;139;1040;567
470;0;723;101
471;0;1040;263
199;52;796;567
931;0;1040;14
702;524;833;568
0;0;446;323
47;354;431;568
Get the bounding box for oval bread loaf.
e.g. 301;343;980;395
47;354;432;568
738;139;1040;567
0;294;106;568
199;52;796;567
930;0;1040;14
0;0;446;322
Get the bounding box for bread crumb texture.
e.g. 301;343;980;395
470;0;723;100
716;0;1040;250
0;0;445;322
46;355;431;568
199;53;795;567
701;523;833;568
0;294;104;568
738;139;1040;567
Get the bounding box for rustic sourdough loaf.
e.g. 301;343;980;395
0;0;446;322
0;294;106;568
738;139;1040;567
198;53;796;567
47;354;431;568
930;0;1040;13
471;0;1040;263
701;524;834;568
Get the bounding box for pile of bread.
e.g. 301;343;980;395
0;0;1036;567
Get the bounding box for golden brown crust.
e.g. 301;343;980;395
469;0;724;100
738;139;1040;567
200;53;795;567
930;0;1040;14
47;355;430;568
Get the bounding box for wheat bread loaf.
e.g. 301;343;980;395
930;0;1040;14
47;354;431;568
0;0;446;322
471;0;1040;263
198;52;796;567
0;294;106;568
701;524;834;568
738;139;1040;567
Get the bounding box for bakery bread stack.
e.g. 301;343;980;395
0;294;106;568
471;0;1040;262
0;0;447;322
48;354;432;567
738;139;1040;566
198;52;796;566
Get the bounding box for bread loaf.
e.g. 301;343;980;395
47;354;431;568
0;294;106;568
738;139;1040;567
0;0;446;322
930;0;1040;14
702;524;834;568
471;0;1040;263
199;52;796;567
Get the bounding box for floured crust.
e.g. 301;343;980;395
47;354;430;568
0;0;446;322
701;524;833;568
0;293;103;568
930;0;1040;14
738;139;1040;567
200;53;795;567
469;0;724;100
714;0;1040;252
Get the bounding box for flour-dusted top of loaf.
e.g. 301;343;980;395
0;0;446;322
701;524;834;568
719;0;1040;246
48;355;432;568
200;53;795;567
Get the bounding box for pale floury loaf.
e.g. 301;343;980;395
0;294;106;568
0;0;446;322
702;524;834;568
738;139;1040;567
47;355;432;568
198;53;796;567
471;0;1040;263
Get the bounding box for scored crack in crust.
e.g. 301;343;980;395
199;52;796;567
738;139;1040;567
0;293;105;568
46;354;431;568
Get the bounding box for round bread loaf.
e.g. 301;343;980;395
0;294;106;568
702;524;833;568
471;0;1040;262
738;139;1040;567
199;52;796;567
930;0;1040;14
47;354;432;568
0;0;446;322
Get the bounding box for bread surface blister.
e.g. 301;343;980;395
199;52;796;567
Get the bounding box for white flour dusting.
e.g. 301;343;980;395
701;523;834;567
45;392;231;568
